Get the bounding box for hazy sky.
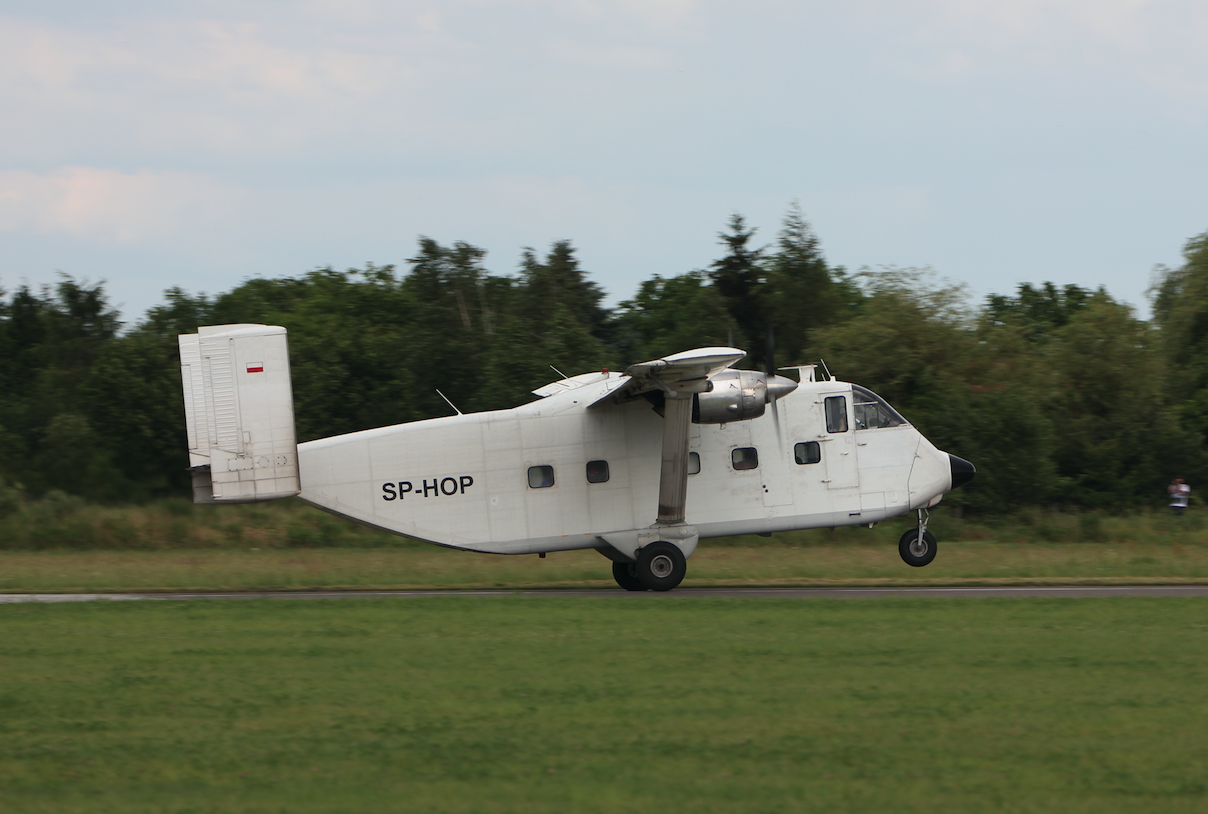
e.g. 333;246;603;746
3;0;1207;324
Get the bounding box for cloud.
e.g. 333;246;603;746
0;166;240;245
0;13;416;162
880;0;1208;94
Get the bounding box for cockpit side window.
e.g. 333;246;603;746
824;396;848;433
851;385;908;430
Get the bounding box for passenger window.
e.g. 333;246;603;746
586;460;609;483
527;465;555;488
732;447;759;471
825;396;848;433
851;385;907;430
794;441;821;465
688;451;700;475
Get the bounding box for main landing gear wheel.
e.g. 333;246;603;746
635;542;687;592
612;561;647;591
899;528;938;567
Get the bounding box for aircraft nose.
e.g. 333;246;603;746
765;374;799;402
949;454;976;490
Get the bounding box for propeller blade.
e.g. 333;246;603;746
770;390;783;447
765;322;776;376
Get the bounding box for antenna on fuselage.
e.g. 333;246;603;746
820;359;835;381
779;364;817;383
435;389;462;416
549;364;568;379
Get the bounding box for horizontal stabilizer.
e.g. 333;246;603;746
178;324;301;503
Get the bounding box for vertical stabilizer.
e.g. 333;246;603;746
178;324;301;503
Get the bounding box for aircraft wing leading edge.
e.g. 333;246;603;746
588;347;745;410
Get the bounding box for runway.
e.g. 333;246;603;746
3;584;1208;603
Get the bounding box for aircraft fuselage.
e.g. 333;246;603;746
296;373;953;556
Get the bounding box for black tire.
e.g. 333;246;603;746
899;528;938;567
612;561;647;591
635;542;687;591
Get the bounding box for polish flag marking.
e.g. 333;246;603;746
246;362;264;373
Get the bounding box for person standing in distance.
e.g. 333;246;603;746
1169;477;1191;516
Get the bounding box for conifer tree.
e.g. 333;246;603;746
708;214;766;367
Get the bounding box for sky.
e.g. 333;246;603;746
2;0;1207;325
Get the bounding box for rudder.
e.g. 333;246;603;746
178;324;301;503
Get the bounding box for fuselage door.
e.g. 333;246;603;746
817;390;859;490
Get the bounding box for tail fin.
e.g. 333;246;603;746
178;324;301;503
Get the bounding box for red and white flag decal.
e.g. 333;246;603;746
246;362;264;373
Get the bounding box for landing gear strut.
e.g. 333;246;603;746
899;508;937;567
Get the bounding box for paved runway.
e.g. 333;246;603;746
3;585;1208;603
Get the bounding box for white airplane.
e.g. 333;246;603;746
179;324;974;591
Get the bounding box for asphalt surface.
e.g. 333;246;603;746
3;585;1208;603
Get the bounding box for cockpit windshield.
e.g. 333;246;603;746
851;385;908;430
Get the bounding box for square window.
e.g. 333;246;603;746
688;451;701;475
528;465;555;488
586;460;610;483
794;441;821;465
732;447;759;471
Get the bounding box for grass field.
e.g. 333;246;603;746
3;491;1207;553
6;492;1208;591
5;539;1208;593
2;596;1207;813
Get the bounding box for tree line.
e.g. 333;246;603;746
2;205;1207;515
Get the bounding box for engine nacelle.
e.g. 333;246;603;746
693;369;798;424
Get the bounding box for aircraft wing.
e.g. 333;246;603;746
589;346;745;407
588;347;746;528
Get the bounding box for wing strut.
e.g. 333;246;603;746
626;348;745;529
657;394;693;524
595;347;745;562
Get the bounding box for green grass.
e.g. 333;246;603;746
5;539;1208;593
3;492;1208;552
2;597;1207;812
0;493;410;551
5;493;1208;593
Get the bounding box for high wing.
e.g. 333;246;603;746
588;347;745;409
591;347;745;526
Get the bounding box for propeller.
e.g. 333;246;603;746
765;323;784;446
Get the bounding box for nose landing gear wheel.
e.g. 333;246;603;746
612;561;647;591
899;528;938;567
635;541;687;591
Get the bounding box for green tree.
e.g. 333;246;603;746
986;281;1097;342
708;214;767;366
1151;231;1208;458
0;278;124;497
1044;295;1183;507
809;268;1061;512
812;268;974;417
763;203;862;369
207;264;422;438
611;272;744;365
80;329;192;498
941;318;1060;512
517;240;609;343
488;240;613;397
